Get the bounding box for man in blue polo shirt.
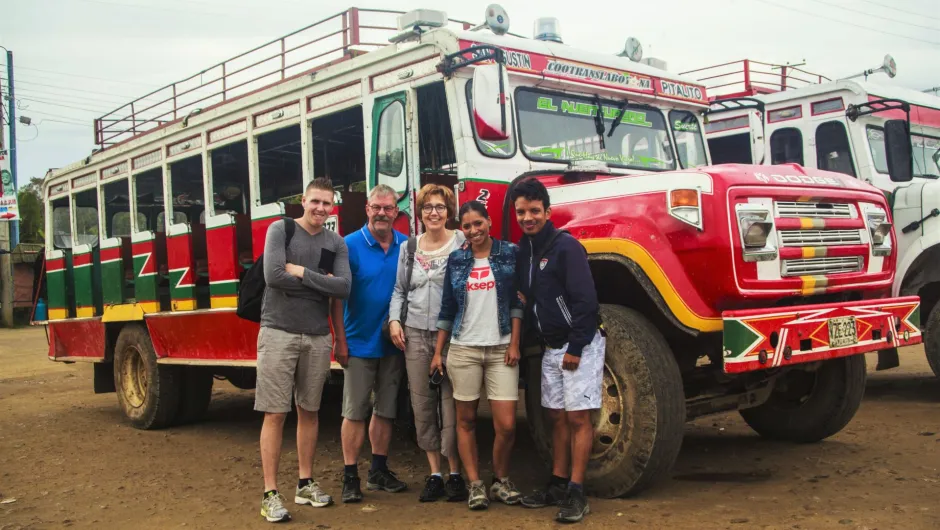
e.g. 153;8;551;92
331;184;409;503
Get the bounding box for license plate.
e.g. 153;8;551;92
828;316;858;348
324;215;338;233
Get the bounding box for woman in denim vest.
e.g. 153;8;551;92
431;200;524;511
388;184;467;503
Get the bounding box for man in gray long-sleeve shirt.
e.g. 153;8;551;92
256;178;351;523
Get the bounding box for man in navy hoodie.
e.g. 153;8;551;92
512;177;605;524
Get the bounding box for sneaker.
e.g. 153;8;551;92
366;468;408;493
521;481;567;509
556;487;590;523
467;480;489;510
418;475;447;502
489;478;522;505
260;491;291;523
342;474;363;503
295;480;333;507
444;474;469;502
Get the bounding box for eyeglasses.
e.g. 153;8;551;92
421;204;447;214
369;204;398;214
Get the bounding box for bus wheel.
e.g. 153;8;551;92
924;302;940;378
739;355;866;442
113;324;181;430
524;305;685;498
176;367;213;425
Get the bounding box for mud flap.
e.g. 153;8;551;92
94;361;116;393
876;347;900;371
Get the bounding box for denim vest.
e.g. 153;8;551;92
437;238;524;339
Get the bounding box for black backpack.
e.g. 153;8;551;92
236;218;295;322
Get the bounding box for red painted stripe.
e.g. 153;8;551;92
775;218;865;230
73;253;93;267
100;247;122;262
724;295;918;318
779;244;870;260
46;259;66;272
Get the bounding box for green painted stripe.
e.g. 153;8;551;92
910;305;921;329
73;266;94;308
210;280;239;296
723;319;761;358
170;269;195;299
101;261;125;304
46;270;68;310
461;177;509;185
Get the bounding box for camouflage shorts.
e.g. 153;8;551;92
541;331;605;411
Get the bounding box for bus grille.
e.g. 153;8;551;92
781;257;863;277
775;201;852;218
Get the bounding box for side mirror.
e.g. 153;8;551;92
884;119;913;183
471;63;512;141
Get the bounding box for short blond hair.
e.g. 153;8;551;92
416;184;456;219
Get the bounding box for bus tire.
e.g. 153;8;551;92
175;367;213;425
113;324;181;430
739;355;866;443
524;304;686;498
924;302;940;378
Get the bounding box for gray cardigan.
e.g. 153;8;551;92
388;231;465;331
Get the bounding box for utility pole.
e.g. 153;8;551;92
6;49;18;247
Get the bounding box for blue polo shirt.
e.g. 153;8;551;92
343;224;408;358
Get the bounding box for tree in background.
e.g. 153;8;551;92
17;177;44;244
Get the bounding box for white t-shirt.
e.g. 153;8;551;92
415;232;457;281
452;258;510;347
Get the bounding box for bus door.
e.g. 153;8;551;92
131;166;170;313
369;89;418;236
166;152;209;311
70;183;103;318
46;182;73;320
205;136;251;309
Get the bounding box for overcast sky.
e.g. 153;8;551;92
1;0;937;186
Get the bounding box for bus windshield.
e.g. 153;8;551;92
516;88;675;171
867;126;940;178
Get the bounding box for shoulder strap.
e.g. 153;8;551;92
400;236;419;326
283;218;296;250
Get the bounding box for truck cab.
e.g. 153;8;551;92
685;59;940;375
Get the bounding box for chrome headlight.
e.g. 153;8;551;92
736;204;777;262
865;208;892;256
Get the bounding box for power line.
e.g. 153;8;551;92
801;0;940;32
20;109;90;126
857;0;940;23
16;96;111;114
753;0;940;46
37;118;93;128
9;85;137;108
0;63;160;89
0;77;161;103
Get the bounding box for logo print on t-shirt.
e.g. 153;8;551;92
467;266;496;291
540;258;548;270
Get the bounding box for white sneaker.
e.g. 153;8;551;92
295;481;333;507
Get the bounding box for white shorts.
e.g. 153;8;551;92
541;331;606;411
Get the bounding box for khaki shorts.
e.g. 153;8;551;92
342;353;405;421
446;343;519;402
254;327;332;414
404;327;456;457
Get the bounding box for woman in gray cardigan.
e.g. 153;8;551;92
388;184;466;503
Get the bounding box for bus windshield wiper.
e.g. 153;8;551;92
592;94;606;151
606;100;630;138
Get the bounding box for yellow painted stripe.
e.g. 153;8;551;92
102;303;146;323
210;295;238;309
581;238;722;332
801;247;828;258
800;276;829;296
172;299;196;311
799;218;825;229
76;306;95;318
48;308;68;320
139;301;160;313
796;195;814;202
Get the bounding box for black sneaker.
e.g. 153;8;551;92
444;474;469;502
342;474;363;503
556;487;590;523
366;468;408;493
418;475;447;502
521;481;567;508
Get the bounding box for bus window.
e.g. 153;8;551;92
708;133;753;164
418;82;457;178
312;106;365;234
210;141;251;216
866;127;889;174
670;110;708;168
133;168;164;232
815;121;856;177
465;80;516;158
376;100;406;193
156;211;187;229
103;179;133;237
258;124;303;214
169;154;206;226
52;197;72;250
73;188;100;247
770;128;803;165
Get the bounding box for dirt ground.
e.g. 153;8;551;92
1;327;938;530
